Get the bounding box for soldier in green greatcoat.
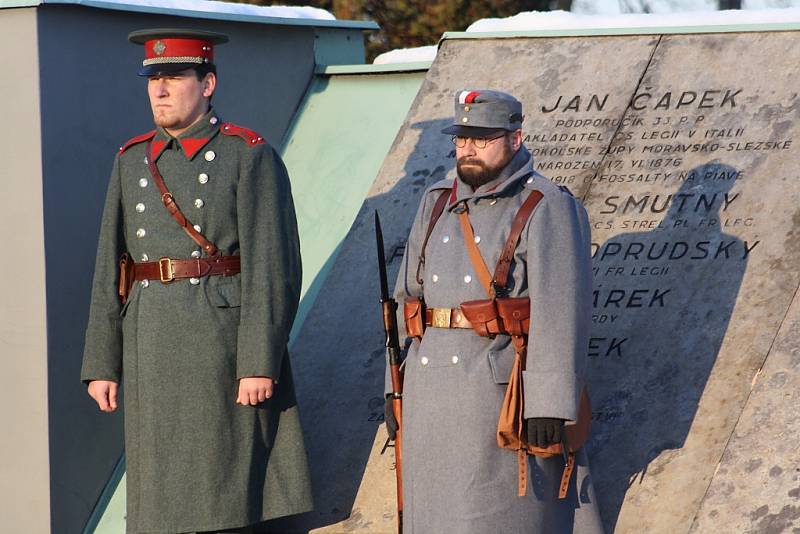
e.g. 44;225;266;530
81;29;313;533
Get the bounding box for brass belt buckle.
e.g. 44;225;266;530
158;257;174;283
431;307;452;328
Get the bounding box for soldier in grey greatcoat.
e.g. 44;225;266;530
81;29;312;533
386;90;605;533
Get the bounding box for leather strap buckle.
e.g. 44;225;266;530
431;307;452;328
158;257;174;283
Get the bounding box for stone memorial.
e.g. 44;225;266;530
286;29;800;533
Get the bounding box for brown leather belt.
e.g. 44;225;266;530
133;256;240;283
425;307;473;329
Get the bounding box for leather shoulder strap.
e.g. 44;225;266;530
220;122;266;146
118;130;156;155
415;187;451;285
493;190;544;292
458;211;493;296
145;140;220;256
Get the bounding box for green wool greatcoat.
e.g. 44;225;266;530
81;109;313;533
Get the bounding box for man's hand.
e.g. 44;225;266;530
87;380;119;413
237;376;274;406
526;417;566;448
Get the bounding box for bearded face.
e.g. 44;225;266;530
456;134;515;189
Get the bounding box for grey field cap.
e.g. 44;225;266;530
441;89;524;137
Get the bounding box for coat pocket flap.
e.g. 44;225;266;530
206;275;241;308
488;338;515;384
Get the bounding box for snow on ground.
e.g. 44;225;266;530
71;0;335;20
374;6;800;64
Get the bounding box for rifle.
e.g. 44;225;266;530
374;211;404;534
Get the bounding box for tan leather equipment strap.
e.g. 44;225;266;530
518;449;528;496
146;140;220;257
416;188;451;285
458;209;493;296
493;189;543;292
559;452;576;499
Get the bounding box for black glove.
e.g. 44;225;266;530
526;418;565;448
385;395;399;441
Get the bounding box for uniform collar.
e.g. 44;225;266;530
449;146;533;208
150;108;222;161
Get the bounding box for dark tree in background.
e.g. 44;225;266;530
225;0;744;60
361;0;572;59
226;0;572;60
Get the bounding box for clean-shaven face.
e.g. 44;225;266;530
147;69;215;136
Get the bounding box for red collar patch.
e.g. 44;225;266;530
149;139;168;161
178;137;210;159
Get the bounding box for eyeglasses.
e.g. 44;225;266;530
451;134;507;149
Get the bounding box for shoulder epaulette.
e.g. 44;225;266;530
427;177;455;192
558;185;575;197
221;122;266;146
118;130;156;155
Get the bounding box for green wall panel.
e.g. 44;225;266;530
281;69;426;335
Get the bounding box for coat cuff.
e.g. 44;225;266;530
236;323;286;381
522;370;580;421
81;318;122;385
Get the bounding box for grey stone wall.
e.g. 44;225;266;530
291;31;800;533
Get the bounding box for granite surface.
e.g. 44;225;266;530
288;31;800;533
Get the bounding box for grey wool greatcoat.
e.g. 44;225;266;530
81;109;313;533
390;146;605;533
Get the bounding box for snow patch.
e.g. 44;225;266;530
373;7;800;64
81;0;336;20
467;7;800;32
373;45;437;65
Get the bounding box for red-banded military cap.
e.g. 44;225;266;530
128;28;229;77
441;89;524;137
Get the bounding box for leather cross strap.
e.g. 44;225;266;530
416;188;452;285
133;256;240;283
146;140;220;257
457;188;544;299
493;189;543;292
458;209;493;296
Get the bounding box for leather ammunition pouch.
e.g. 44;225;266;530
459;298;500;337
403;297;426;339
459;297;533;338
118;252;135;305
495;297;530;337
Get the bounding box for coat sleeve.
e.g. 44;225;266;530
235;145;301;381
522;190;593;422
384;191;432;395
81;157;125;384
